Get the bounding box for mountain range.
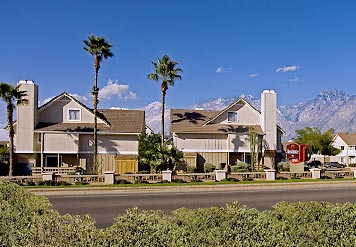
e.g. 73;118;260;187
1;90;354;142
143;90;356;141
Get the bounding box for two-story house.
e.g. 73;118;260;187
333;133;356;165
171;90;284;171
15;80;145;174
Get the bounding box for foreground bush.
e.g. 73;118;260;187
2;182;356;246
0;182;97;246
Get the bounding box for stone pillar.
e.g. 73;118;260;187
289;161;305;173
310;168;321;179
265;169;276;180
162;170;172;182
350;168;356;178
42;172;54;181
104;171;116;184
215;170;226;181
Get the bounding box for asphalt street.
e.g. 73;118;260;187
34;182;356;228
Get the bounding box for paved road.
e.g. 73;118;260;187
36;182;356;228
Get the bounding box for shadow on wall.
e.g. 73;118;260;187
172;112;206;124
197;154;206;172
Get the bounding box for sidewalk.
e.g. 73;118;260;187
29;180;356;196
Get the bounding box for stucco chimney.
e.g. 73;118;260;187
15;80;39;153
261;90;277;167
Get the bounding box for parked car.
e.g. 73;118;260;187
75;167;87;175
325;162;345;169
306;160;322;168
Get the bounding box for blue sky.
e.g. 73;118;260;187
1;0;356;124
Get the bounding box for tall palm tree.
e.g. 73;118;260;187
83;35;113;173
148;55;182;144
0;83;28;176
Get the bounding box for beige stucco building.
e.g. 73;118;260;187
332;133;356;165
171;90;284;171
15;80;145;174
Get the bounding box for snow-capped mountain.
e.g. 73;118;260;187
141;102;170;134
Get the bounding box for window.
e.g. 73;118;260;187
340;146;344;150
68;109;81;121
46;156;62;167
227;111;238;123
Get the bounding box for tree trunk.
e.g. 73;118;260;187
7;106;14;176
161;88;166;145
93;57;100;174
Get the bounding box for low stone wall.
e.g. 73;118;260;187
1;169;355;185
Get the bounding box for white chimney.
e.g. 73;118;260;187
15;80;39;153
261;90;277;151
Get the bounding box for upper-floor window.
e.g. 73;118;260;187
340;146;345;150
227;111;238;123
350;146;355;150
68;108;81;121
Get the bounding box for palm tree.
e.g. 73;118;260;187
148;55;182;144
83;35;113;173
0;83;28;176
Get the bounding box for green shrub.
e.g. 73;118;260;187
35;180;71;186
220;178;239;182
0;182;97;246
134;180;149;184
56;181;71;186
231;162;250;172
25;181;36;186
3;182;356;246
277;161;290;171
114;179;132;184
172;179;187;183
186;165;197;173
97;208;173;246
75;181;89;185
204;163;215;173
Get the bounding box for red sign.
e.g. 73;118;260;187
286;143;307;163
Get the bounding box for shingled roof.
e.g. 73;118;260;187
336;133;356;146
35;109;145;134
170;109;263;134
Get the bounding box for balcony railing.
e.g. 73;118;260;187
32;167;77;175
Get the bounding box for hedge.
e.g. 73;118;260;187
1;182;356;246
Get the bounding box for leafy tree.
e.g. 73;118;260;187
148;55;182;144
138;133;183;173
0;83;28;176
295;127;340;160
319;128;341;156
83;35;113;173
138;133;161;172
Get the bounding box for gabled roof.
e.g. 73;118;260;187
35;109;145;134
204;97;260;126
335;133;356;146
38;92;110;126
170;109;263;134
